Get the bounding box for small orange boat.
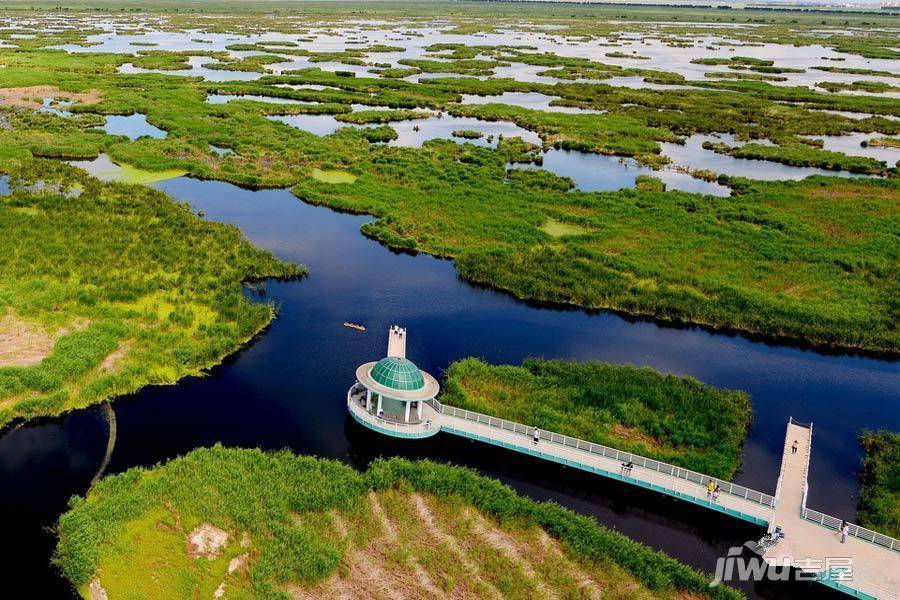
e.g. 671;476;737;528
343;322;366;331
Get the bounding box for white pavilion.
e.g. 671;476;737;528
347;326;441;438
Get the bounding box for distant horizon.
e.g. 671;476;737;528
493;0;896;5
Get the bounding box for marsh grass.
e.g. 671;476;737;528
55;446;744;599
858;430;900;538
0;13;896;357
703;140;890;174
0;158;304;428
293;141;899;354
442;357;750;478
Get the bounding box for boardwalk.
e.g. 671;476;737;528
347;395;900;598
765;421;900;599
349;393;776;523
438;407;775;525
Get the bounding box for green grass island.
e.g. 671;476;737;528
55;446;745;600
0;2;897;597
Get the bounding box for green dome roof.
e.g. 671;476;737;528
370;357;425;391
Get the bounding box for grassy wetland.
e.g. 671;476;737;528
0;3;895;357
858;430;900;539
0;2;896;596
442;358;750;479
0;157;303;429
55;445;744;600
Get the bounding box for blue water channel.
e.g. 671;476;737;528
2;175;895;598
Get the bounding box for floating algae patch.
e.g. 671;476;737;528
117;164;188;185
311;168;357;184
68;154;187;184
540;218;591;238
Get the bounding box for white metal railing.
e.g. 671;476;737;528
427;398;776;508
801;507;900;553
773;416;795;506
800;421;813;515
347;388;438;437
789;418;813;509
780;419;900;554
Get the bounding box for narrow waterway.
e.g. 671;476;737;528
2;177;897;598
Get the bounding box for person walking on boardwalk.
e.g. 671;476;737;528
791;440;798;454
707;480;716;499
840;520;849;543
533;428;540;445
712;484;720;503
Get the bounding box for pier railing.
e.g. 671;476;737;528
780;418;900;553
347;390;438;438
426;398;776;509
801;507;900;553
797;419;813;526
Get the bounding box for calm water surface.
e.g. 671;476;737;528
660;134;875;180
516;148;731;196
50;22;900;92
806;133;900;165
99;113;167;140
7;15;900;597
269;111;542;147
2;177;895;599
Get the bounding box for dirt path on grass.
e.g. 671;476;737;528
0;85;101;110
0;313;56;367
287;491;654;600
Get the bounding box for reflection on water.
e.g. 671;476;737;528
812;109;900;122
269;111;541;147
805;132;899;165
272;59;373;77
268;112;351;136
405;71;477;83
118;55;268;82
275;83;339;91
89;403;116;488
456;91;606;114
98;113;167;140
595;75;699;91
38;97;74;116
206;93;316;105
4;168;894;600
48;18;900;93
517;148;730;196
661;134;873;180
209;144;233;156
66;154;186;184
387;114;541;148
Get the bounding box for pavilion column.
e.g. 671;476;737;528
365;389;371;411
417;401;423;420
404;401;411;423
377;394;383;415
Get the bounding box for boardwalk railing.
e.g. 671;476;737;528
782;418;900;554
801;507;900;553
791;417;814;512
427;398;776;509
347;390;437;438
773;417;796;506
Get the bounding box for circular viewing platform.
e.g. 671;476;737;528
347;384;441;439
